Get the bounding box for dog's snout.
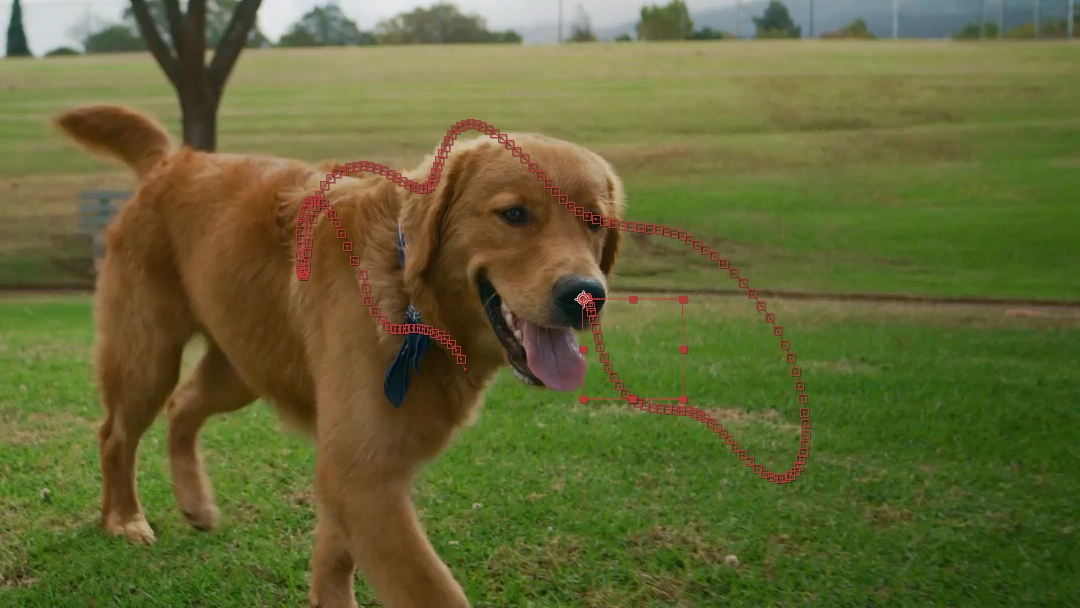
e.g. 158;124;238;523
552;275;606;329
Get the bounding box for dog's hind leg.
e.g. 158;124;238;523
94;259;195;545
165;342;257;531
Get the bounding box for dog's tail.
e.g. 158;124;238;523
53;105;173;179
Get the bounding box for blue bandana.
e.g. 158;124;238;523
382;225;431;408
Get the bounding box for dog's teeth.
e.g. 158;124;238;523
500;303;515;328
512;367;537;386
513;329;524;342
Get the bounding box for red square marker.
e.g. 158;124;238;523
678;345;688;355
578;395;588;404
678;395;688;404
578;345;588;354
628;394;638;404
628;295;638;304
678;295;688;304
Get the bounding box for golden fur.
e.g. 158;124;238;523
53;104;625;608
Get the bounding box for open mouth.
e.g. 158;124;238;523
478;277;585;392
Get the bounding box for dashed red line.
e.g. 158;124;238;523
292;118;811;485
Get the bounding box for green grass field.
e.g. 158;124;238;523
2;296;1078;606
1;41;1079;297
2;40;1080;607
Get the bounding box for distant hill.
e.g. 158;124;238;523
519;0;1058;43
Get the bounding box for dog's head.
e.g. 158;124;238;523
401;134;624;391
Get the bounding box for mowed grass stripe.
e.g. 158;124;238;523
2;42;1077;299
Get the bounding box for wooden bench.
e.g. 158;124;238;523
74;190;131;273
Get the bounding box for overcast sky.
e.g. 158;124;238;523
6;0;735;54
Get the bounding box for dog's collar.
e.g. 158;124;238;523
382;224;431;408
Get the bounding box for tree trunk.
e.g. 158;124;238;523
130;0;262;153
180;93;220;151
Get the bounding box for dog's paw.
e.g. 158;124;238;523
308;594;359;608
105;515;156;544
180;503;220;531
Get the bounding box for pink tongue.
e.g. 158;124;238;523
522;321;585;391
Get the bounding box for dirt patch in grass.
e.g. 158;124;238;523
0;566;38;589
745;74;967;133
712;407;799;430
483;534;588;583
597;142;702;174
816;130;971;166
0;172;135;218
626;520;728;565
865;504;915;528
1050;157;1080;168
0;172;136;284
662;296;1080;330
482;524;732;607
4;411;97;447
572;403;798;438
598;140;798;176
799;358;880;375
617;227;932;286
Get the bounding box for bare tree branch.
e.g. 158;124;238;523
129;0;182;89
162;0;186;54
186;0;207;51
181;0;209;86
207;0;263;94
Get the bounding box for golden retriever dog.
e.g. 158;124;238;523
53;104;624;607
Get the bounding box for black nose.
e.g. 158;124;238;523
552;275;606;329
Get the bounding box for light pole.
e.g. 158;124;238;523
892;0;899;39
1068;0;1075;39
980;0;989;39
1034;0;1040;40
1000;0;1006;39
557;0;564;43
735;0;742;39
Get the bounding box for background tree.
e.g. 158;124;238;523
277;4;370;47
122;0;268;48
375;3;520;44
84;24;146;53
5;0;32;57
1005;17;1076;39
687;26;727;40
821;17;875;39
952;20;998;40
45;46;81;57
128;0;264;151
753;1;801;39
568;3;597;42
636;1;693;41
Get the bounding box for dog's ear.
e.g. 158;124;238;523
600;164;626;276
402;144;479;284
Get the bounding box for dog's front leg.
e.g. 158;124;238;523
309;513;360;608
310;455;469;608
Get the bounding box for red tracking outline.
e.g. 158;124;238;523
292;119;811;485
577;296;688;403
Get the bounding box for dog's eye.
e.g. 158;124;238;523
588;219;603;233
500;206;530;226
